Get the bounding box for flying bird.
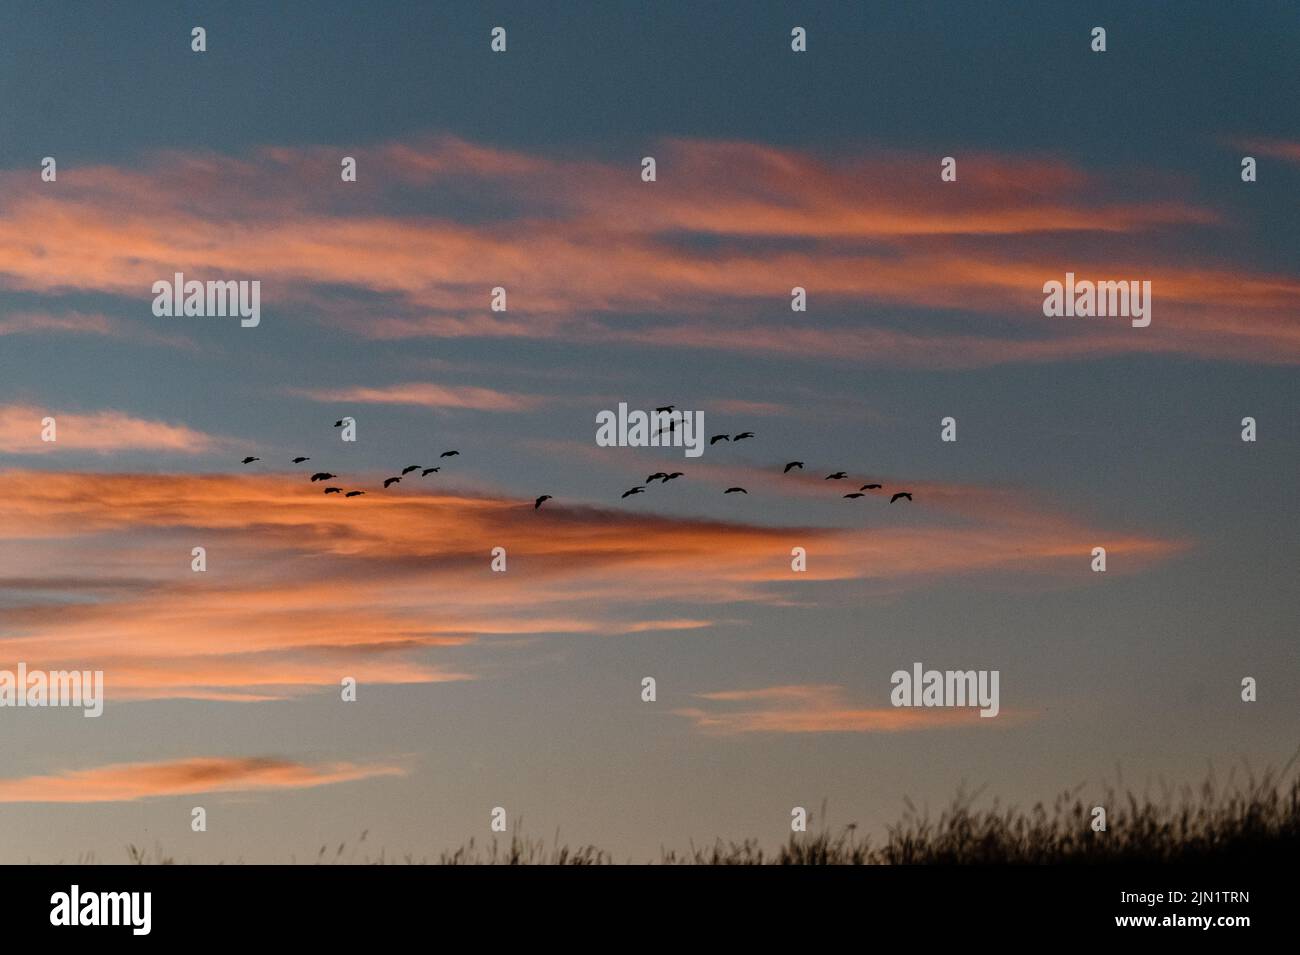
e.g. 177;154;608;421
621;486;646;499
440;450;459;458
825;472;847;480
646;472;669;483
310;472;336;482
844;492;865;499
784;461;804;473
724;487;748;494
860;483;882;490
664;472;683;481
324;487;342;494
240;456;260;464
733;431;754;441
709;434;729;445
401;465;421;475
345;490;365;497
383;477;402;488
534;495;552;510
890;491;913;503
655;405;675;413
421;467;440;476
333;419;346;427
292;456;310;464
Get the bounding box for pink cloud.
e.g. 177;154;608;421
674;684;1028;735
0;756;405;803
1;136;1293;366
289;382;545;412
0;404;226;455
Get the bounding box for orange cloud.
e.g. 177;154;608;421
0;469;1184;701
0;311;114;337
707;398;792;417
0;404;225;455
674;684;1025;735
289;382;544;412
1237;138;1300;164
0;756;404;803
1;136;1293;366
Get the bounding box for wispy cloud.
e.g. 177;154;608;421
0;311;116;337
673;684;1023;735
0;756;405;803
0;469;1184;702
1;136;1293;366
0;404;227;455
1235;138;1300;164
289;382;545;412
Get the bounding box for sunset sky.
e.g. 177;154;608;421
0;2;1296;862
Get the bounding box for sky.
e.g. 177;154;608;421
0;1;1296;862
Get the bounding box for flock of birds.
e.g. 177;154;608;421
238;418;462;499
620;407;915;505
238;415;914;510
617;452;913;503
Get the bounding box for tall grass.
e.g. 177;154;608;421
112;757;1298;864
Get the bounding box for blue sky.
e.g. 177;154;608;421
0;1;1295;861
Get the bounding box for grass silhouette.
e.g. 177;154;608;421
107;755;1298;865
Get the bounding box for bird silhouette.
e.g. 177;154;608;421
646;472;669;483
440;450;459;458
664;472;683;481
383;477;402;488
733;431;754;441
654;420;677;436
333;419;346;427
724;487;748;494
345;490;365;497
655;405;675;413
292;456;310;464
784;461;804;473
534;495;552;510
324;487;342;494
825;472;847;480
890;491;913;503
310;472;336;482
621;486;646;499
421;467;440;476
844;492;865;499
860;483;882;490
240;456;260;464
709;434;729;445
401;465;421;475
